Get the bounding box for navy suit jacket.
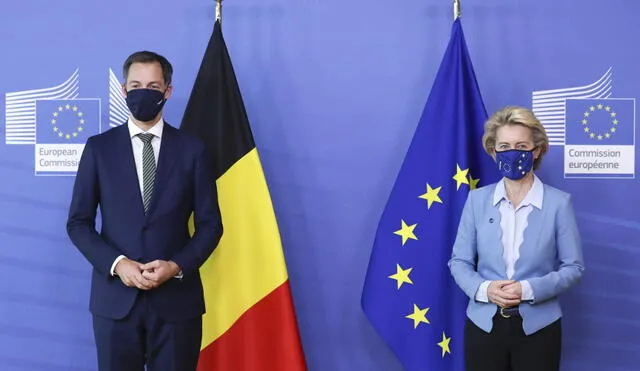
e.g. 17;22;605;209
67;123;223;320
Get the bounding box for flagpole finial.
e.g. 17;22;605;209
454;0;461;20
216;0;223;23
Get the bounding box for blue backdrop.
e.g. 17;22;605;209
0;0;638;370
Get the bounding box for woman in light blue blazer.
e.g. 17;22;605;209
449;106;584;371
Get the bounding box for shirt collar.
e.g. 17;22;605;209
493;174;544;209
127;117;164;139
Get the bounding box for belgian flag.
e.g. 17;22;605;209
180;20;307;370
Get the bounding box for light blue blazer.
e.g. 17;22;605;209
448;181;584;335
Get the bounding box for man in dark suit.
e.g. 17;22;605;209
67;51;223;371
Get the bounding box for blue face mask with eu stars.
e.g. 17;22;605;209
495;149;534;180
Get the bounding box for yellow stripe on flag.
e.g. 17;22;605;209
198;148;289;348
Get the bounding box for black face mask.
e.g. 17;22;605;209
125;88;167;122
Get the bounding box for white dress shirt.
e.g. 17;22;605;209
128;118;164;197
475;175;544;303
110;118;164;276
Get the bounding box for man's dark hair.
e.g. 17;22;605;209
122;51;173;85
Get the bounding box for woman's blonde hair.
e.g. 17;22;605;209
482;106;549;170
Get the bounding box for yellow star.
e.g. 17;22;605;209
78;127;84;132
581;119;587;125
590;106;595;111
65;134;71;139
53;112;58;117
53;127;58;132
611;112;617;117
438;332;452;357
73;106;78;111
584;127;589;133
613;119;619;125
605;133;610;138
584;112;590;117
58;132;63;137
388;264;413;289
590;133;595;138
468;174;480;190
605;106;611;111
597;104;604;110
80;119;85;124
73;132;78;137
394;220;418;246
611;127;616;133
418;183;443;209
58;106;63;111
65;104;71;110
51;119;56;124
597;135;603;140
452;164;469;190
78;112;84;117
405;304;430;329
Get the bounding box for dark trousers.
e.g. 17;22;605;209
92;292;202;371
464;312;561;371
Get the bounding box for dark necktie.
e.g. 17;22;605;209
137;133;156;213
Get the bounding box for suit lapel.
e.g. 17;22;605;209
486;202;508;276
145;123;178;218
115;125;146;216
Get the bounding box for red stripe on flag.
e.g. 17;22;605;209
197;281;307;371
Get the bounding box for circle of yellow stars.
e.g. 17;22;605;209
387;163;476;358
581;104;618;141
51;104;85;140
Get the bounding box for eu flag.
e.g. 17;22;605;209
565;98;634;145
36;99;100;143
361;19;498;370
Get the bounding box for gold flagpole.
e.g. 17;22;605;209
454;0;461;20
216;0;223;23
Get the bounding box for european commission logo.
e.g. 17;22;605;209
34;99;100;175
4;68;130;176
532;68;635;179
